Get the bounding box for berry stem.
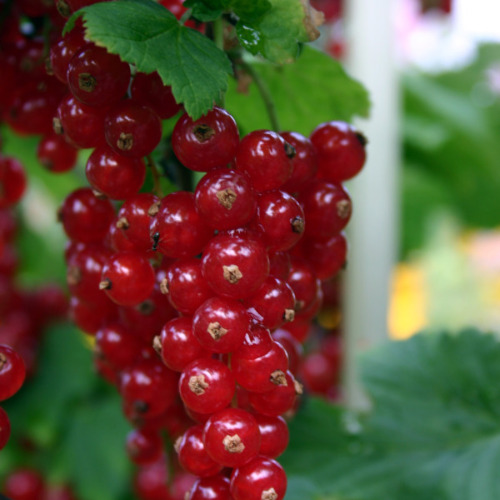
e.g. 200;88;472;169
146;154;164;198
239;60;281;132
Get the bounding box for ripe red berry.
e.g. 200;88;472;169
179;358;235;414
254;414;289;458
302;232;347;280
100;252;156;307
310;121;367;182
235;130;293;192
104;100;162;158
0;344;26;401
0;406;11;450
69;295;118;335
203;408;261;468
67;45;131;107
0;156;27;209
176;425;223;477
59;188;115;244
126;428;164;465
3;468;45;500
37;134;78;173
230;456;287;500
194;168;256;230
49;28;88;83
188;474;231;500
150;191;212;258
86;145;146;200
172;107;239;171
131;71;182;119
201;234;269;300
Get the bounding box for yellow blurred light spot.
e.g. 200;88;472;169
317;308;342;330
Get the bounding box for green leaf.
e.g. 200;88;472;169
236;0;317;64
226;46;370;135
184;0;271;22
70;0;232;119
183;0;223;22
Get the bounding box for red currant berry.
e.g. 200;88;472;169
195;168;256;230
254;414;289;458
235;130;293;192
0;156;27;209
0;406;11;450
104;100;162;158
193;296;251;353
179;358;235;414
121;359;178;420
59;188;115;243
100;252;156;307
203;408;261;468
300;350;340;396
303;232;347;280
67;45;131;107
172;107;239;172
201;234;269;300
230;456;287;500
86;145;146;200
310;121;367;183
150;191;212;258
4;469;46;500
161;258;214;315
253;190;305;252
134;457;171;500
280;131;318;193
49;28;88;83
0;344;26;401
155;316;211;372
176;425;223;477
272;328;303;374
131;72;182;119
37;134;78;173
236;325;274;360
287;257;321;314
126;428;164;465
69;295;118;335
55;94;108;149
298;180;352;242
245;276;296;330
268;251;291;281
188;474;231;500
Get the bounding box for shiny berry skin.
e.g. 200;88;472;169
100;252;156;306
298;180;352;242
310;121;367;183
272;328;303;374
126;428;163;465
201;234;269;300
177;425;223;477
55;94;107;149
188;474;231;500
195;168;256;230
59;188;115;243
236;326;274;360
179;358;235;414
120;359;178;420
150;191;212;258
300;350;340;396
280;131;318;193
131;72;182;119
95;322;144;371
0;156;27;209
245;276;296;330
67;45;131;107
104;101;162;158
4;469;46;500
117;193;160;251
156;316;211;372
193;297;251;353
66;244;111;302
0;406;11;450
37;134;78;173
255;414;289;458
232;341;289;394
86;145;146;200
203;408;261;467
230;456;287;500
287;258;321;314
162;258;213;315
248;370;300;416
235;130;293;192
49;28;88;83
254;190;305;252
302;232;347;280
172;107;239;171
0;344;26;401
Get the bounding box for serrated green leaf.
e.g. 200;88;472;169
226;46;370;135
183;0;222;22
236;0;317;64
70;0;232;119
185;0;271;22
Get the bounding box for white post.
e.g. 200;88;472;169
342;0;400;409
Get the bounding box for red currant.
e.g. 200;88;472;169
0;344;26;401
